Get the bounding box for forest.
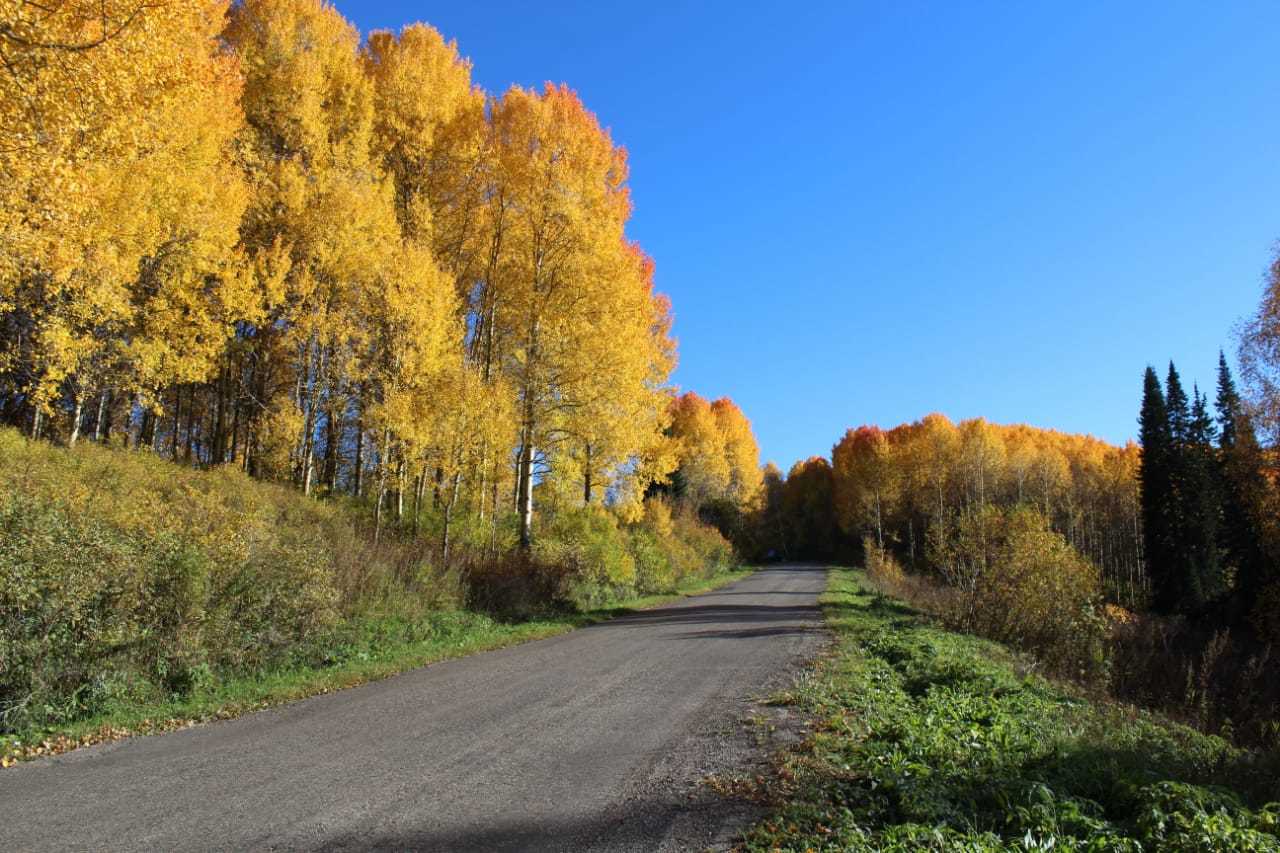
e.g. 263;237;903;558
0;0;771;749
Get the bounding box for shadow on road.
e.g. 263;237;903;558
604;603;821;629
320;791;751;853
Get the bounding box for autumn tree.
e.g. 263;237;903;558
1;1;247;443
1;0;701;576
1239;253;1280;444
780;457;838;560
832;426;900;548
711;397;764;510
667;392;731;507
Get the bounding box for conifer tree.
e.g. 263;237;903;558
1139;366;1177;611
1185;385;1222;602
1216;351;1241;450
1166;362;1191;444
1164;362;1207;608
1216;352;1271;600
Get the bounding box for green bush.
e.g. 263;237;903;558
536;505;637;607
0;429;376;731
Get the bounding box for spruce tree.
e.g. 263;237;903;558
1186;385;1222;603
1216;350;1240;450
1215;353;1271;603
1166;362;1191;444
1139;366;1177;611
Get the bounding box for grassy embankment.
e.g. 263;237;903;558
0;428;746;766
744;569;1280;851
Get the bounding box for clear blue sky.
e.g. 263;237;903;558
338;0;1280;472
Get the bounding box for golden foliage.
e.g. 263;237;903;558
1;0;688;556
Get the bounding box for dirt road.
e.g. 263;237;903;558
0;565;827;852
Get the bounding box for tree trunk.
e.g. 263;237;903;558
583;443;593;504
229;395;240;465
100;391;115;442
93;391;107;442
184;390;196;463
395;458;405;523
374;428;390;544
412;467;426;536
516;423;535;550
353;411;364;497
441;470;463;568
213;369;228;464
68;394;83;447
476;443;487;522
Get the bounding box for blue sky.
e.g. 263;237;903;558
338;0;1280;471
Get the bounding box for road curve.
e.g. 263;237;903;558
1;565;828;852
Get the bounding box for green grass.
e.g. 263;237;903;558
1;563;752;767
743;569;1280;851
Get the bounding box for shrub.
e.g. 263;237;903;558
535;505;637;607
971;507;1107;679
919;504;1107;679
0;429;410;732
863;534;905;588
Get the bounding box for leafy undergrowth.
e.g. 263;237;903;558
743;569;1280;851
1;564;751;768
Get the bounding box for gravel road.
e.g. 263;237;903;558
0;565;828;852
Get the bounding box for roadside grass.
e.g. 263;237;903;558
1;564;752;768
743;569;1280;851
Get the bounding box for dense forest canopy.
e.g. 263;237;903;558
0;0;743;552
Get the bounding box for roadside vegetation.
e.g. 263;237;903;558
0;428;748;766
745;570;1280;851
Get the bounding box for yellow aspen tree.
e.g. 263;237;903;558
711;397;765;511
364;23;481;247
0;1;246;443
564;244;677;512
832;425;901;547
225;0;401;488
484;84;634;547
668;392;732;506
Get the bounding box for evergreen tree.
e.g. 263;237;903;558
1159;362;1210;610
1185;385;1222;602
1216;353;1271;602
1139;366;1177;611
1216;350;1240;450
1166;362;1191;444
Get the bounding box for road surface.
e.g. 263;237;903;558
0;565;827;852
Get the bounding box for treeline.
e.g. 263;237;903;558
0;0;682;550
756;414;1143;602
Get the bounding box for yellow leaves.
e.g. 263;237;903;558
2;0;247;405
365;24;480;243
2;0;682;547
667;393;762;513
712;398;764;509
